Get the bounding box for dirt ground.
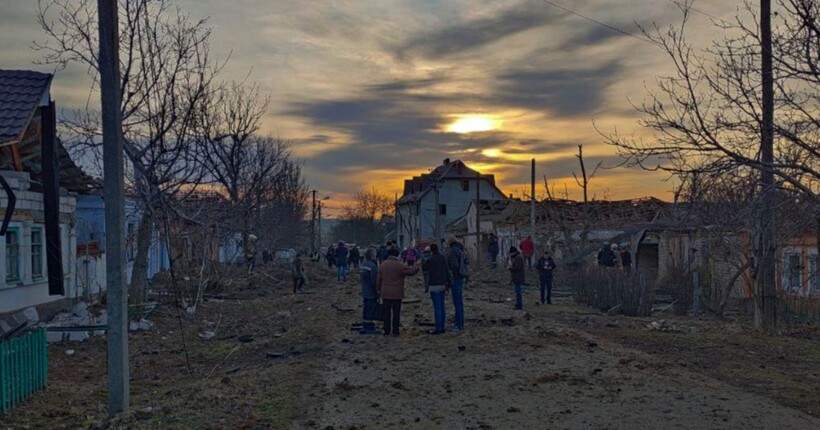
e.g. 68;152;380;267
3;264;819;429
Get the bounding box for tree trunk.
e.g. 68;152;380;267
129;209;153;303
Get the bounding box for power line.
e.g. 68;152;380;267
667;0;729;24
537;0;661;46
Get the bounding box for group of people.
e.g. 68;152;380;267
597;242;632;272
359;237;469;336
507;245;556;309
324;241;364;282
485;234;537;270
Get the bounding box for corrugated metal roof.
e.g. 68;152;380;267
0;70;52;143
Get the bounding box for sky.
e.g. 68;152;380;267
0;0;743;215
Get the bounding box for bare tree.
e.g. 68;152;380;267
334;188;394;245
36;0;220;296
601;1;820;329
541;144;602;258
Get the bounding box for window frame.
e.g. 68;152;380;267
783;251;802;292
31;226;44;279
460;180;469;191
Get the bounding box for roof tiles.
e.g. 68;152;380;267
0;70;52;143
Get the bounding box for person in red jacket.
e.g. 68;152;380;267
519;235;535;269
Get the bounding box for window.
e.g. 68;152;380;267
31;228;43;278
6;228;19;282
439;204;447;215
460;180;469;191
810;254;818;294
784;252;802;291
126;222;136;262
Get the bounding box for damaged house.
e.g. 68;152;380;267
0;70;96;315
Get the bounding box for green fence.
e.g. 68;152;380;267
0;328;48;413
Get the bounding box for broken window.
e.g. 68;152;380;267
460;180;469;191
439;204;447;215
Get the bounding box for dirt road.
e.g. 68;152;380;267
4;265;819;429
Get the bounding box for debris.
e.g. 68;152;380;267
65;349;75;356
331;304;356;312
129;319;154;332
653;300;678;314
198;331;216;340
606;304;622;316
22;307;40;323
276;311;292;318
71;302;89;318
237;335;254;343
458;345;466;352
506;406;521;413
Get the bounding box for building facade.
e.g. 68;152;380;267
395;159;507;249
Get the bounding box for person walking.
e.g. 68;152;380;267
446;235;469;331
349;245;361;270
326;245;336;269
509;246;526;310
422;243;450;335
405;244;417;267
620;243;632;273
291;252;305;294
376;248;420;336
360;248;379;321
535;249;556;304
519;235;535;269
335;241;349;281
488;234;500;269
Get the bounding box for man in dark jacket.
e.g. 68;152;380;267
509;246;526;310
597;243;615;267
536;249;556;304
488;234;500;269
447;235;469;331
620;244;632;273
422;243;451;334
335;241;349;281
349;246;361;269
377;244;388;264
360;249;379;321
326;245;336;269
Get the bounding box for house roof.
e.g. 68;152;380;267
0;70;52;144
397;159;505;205
0;69;98;194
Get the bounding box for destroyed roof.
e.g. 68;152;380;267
0;70;52;144
397;159;503;204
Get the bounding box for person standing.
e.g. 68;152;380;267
405;243;417;267
326;244;336;269
447;235;469;331
519;235;535;269
536;249;556;304
376;248;420;336
335;241;349;282
291;252;305;294
488;234;500;269
360;249;379;321
620;243;632;273
349;245;361;270
509;246;526;310
377;244;388;264
598;243;616;268
422;244;450;335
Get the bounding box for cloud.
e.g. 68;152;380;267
489;61;623;117
394;3;562;60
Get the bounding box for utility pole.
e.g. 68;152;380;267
759;0;777;330
475;169;480;269
434;174;441;242
310;190;317;253
98;0;129;415
530;158;536;246
317;202;323;247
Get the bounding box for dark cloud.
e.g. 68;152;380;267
394;4;562;60
489;61;623;117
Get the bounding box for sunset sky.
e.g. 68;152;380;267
0;0;743;215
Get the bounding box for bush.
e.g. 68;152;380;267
565;266;654;317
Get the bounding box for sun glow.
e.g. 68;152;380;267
446;115;501;134
481;148;501;157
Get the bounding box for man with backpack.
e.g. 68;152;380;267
446;235;469;331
